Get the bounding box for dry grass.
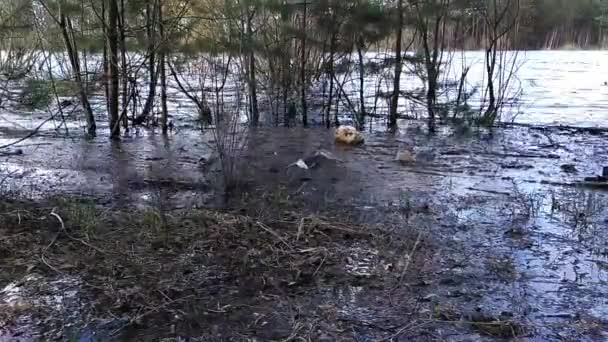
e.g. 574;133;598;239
0;195;423;340
485;255;517;281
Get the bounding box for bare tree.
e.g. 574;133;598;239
326;31;337;127
280;1;292;127
246;6;259;126
300;0;308;127
159;0;168;134
108;0;120;138
412;0;450;133
480;0;521;125
118;0;128;130
389;0;404;129
138;0;158;124
356;34;366;128
38;0;97;136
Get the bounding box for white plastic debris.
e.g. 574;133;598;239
287;159;309;170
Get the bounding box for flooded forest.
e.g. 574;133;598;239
1;0;608;341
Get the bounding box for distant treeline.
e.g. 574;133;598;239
501;0;608;49
2;0;606;51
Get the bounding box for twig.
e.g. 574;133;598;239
50;210;65;230
314;221;372;236
393;232;423;290
256;221;294;251
0;232;25;241
467;187;511;196
312;251;327;277
40;253;64;275
51;208;106;254
296;217;305;241
0;111;59;149
41;217;63;274
111;295;195;336
380;321;416;341
280;322;305;342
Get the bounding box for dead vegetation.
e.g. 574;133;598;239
553;187;607;230
469;314;529;338
485;256;517;281
0;195;428;340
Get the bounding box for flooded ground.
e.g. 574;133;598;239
1;121;608;340
2;50;608;340
241;124;608;340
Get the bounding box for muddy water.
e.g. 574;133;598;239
0;128;214;208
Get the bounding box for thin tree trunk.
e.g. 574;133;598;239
357;35;366;129
428;18;442;133
282;67;289;126
417;2;444;133
247;11;259;126
454;66;470;118
158;0;168;134
389;0;403;129
139;1;157;123
248;50;259;125
319;38;328;127
102;0;109;115
326;33;336;128
334;73;341;127
108;0;120;138
119;0;128;130
300;1;308;127
484;45;497;121
281;1;290;127
426;67;437;131
483;1;500;124
59;11;96;136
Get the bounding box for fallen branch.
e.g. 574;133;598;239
0;149;23;157
467;187;511;196
256;221;294;251
0;110;59;150
111;295;195;336
479;152;560;159
393;231;423;290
